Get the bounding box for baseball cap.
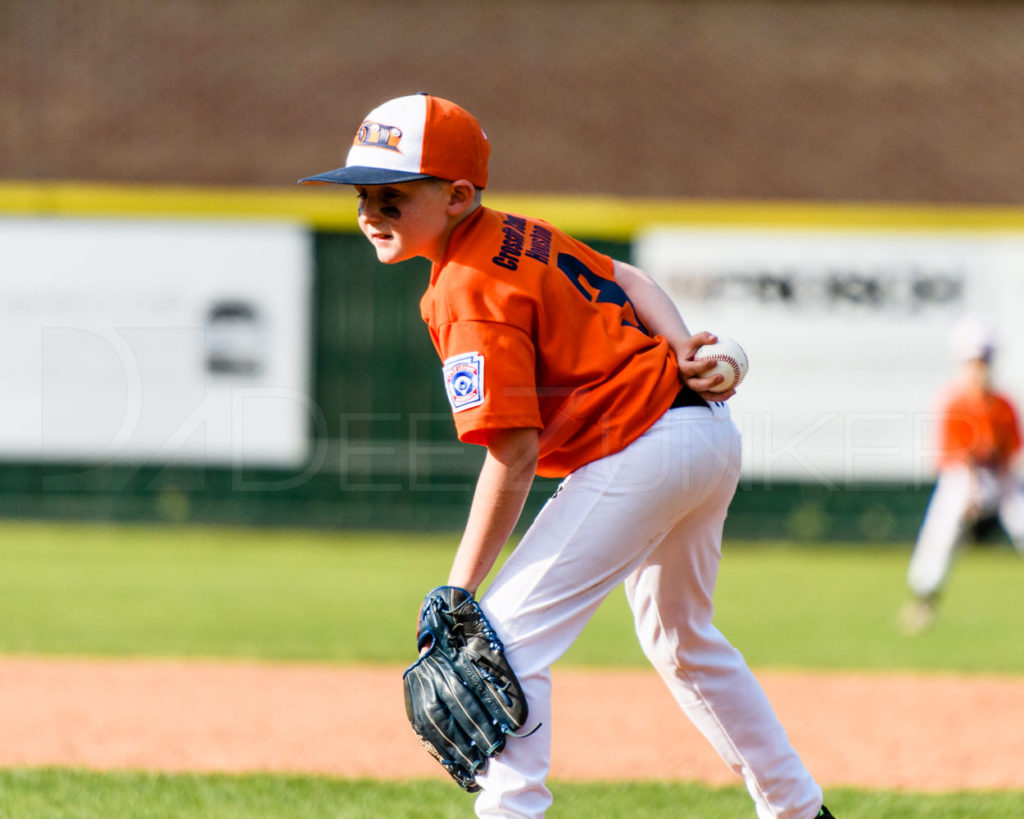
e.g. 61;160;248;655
298;93;489;188
949;316;996;362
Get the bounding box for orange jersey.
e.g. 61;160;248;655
938;382;1022;469
420;206;683;478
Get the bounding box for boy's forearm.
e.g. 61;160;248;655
613;260;732;398
613;260;692;356
447;429;539;594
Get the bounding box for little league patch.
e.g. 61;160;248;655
443;352;485;412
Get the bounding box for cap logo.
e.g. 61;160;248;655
354;121;403;152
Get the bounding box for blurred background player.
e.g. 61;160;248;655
901;317;1024;634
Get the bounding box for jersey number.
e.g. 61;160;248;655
556;253;649;335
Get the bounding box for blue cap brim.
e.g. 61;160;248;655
297;166;434;185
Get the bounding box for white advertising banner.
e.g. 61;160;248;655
634;227;1024;484
0;217;313;467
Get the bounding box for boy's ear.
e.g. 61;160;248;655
447;180;477;215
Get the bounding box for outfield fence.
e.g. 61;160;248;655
2;183;1022;541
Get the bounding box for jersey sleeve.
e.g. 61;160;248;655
437;319;542;446
997;395;1023;459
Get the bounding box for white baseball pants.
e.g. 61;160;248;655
908;464;1024;598
475;403;823;819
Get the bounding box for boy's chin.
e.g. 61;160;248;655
371;240;416;264
374;246;403;264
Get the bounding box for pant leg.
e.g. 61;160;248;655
624;464;823;818
997;473;1024;551
907;467;972;598
474;404;744;817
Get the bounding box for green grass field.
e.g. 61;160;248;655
1;770;1021;819
2;520;1022;672
1;519;1022;817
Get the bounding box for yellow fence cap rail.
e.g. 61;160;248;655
2;181;1024;238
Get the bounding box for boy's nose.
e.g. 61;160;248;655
360;201;382;222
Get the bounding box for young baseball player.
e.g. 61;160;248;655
300;93;834;819
902;318;1024;634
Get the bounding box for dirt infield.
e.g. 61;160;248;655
1;657;1022;791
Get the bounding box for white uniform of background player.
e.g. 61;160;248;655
903;318;1024;633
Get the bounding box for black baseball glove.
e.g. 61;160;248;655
402;586;532;792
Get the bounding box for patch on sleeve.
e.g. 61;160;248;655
442;352;485;413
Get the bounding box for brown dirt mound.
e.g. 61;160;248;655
1;657;1021;791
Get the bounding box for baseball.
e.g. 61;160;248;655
693;338;749;393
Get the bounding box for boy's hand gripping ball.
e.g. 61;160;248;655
693;338;749;393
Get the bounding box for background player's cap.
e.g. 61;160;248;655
949;315;996;362
298;94;489;188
